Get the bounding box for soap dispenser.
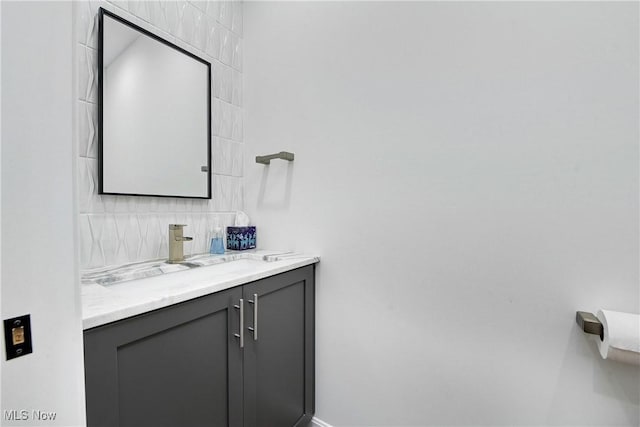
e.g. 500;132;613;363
210;226;225;254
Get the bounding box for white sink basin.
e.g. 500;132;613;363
81;252;281;286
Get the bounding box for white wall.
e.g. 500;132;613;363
244;2;639;426
76;0;244;269
1;2;86;426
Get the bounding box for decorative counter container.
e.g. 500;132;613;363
226;226;257;250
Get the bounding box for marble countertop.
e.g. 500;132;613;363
81;250;320;330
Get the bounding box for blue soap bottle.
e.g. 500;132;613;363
210;227;225;254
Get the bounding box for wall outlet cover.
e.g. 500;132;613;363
4;314;33;360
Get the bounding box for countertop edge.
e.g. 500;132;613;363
82;256;319;330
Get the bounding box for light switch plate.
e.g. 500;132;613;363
4;314;32;360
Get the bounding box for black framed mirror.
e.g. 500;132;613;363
98;8;211;199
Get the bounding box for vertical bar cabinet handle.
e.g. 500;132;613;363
248;293;258;341
234;299;244;348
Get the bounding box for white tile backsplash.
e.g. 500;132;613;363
212;98;234;138
78;214;94;268
76;0;107;48
115;214;142;260
231;68;242;106
109;0;129;13
148;1;170;32
213;61;233;103
77;45;98;103
81;211;241;268
213;137;244;177
176;1;197;44
231;103;243;141
127;0;151;23
78;158;105;214
221;101;234;139
190;1;208;14
193;9;208;51
211;61;224;99
218;1;232;29
163;1;181;34
204;0;220;20
76;0;244;269
87;215;107;268
212;175;243;211
231;0;242;36
219;25;233;66
78;101;98;158
205;16;222;59
231;32;242;71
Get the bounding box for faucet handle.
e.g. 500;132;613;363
168;224;192;263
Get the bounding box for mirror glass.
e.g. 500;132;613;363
99;9;211;198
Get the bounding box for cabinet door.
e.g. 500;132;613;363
84;287;243;427
242;266;315;427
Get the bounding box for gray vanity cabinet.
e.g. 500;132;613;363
84;265;315;427
84;286;243;427
242;266;315;427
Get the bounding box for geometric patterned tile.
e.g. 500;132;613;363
219;25;233;66
231;103;243;142
77;45;98;103
127;0;150;23
212;137;232;175
177;1;195;44
114;195;137;213
108;1;129;12
164;0;180;34
212;175;244;212
212;61;233;103
231;0;243;36
77;159;93;214
205;16;222;60
115;214;141;261
203;0;220;20
220;63;233;103
77;101;98;158
147;0;170;32
231;33;242;71
137;214;156;261
78;158;104;214
212;137;244;177
230;140;244;177
77;0;244;270
190;0;208;14
192;8;208;51
212;98;234;138
231;69;242;106
78;214;94;268
100;214;119;266
221;101;234;139
87;215;107;268
211;98;222;137
218;1;233;30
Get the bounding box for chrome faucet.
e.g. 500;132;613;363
168;224;193;263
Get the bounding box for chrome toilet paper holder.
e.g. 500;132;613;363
576;311;604;340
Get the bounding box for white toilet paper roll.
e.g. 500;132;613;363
596;309;640;366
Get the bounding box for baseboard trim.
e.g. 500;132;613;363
310;417;333;427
